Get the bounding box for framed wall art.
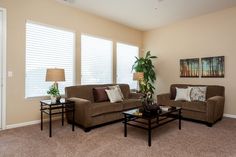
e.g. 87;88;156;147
201;56;224;78
180;58;199;77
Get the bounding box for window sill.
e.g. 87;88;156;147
25;95;65;101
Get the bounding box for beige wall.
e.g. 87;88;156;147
1;0;235;125
143;6;236;115
0;0;143;125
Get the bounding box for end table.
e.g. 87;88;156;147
40;98;75;137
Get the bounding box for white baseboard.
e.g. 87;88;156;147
6;117;61;130
4;114;236;130
6;120;41;129
223;114;236;119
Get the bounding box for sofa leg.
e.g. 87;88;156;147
84;128;91;132
206;123;213;127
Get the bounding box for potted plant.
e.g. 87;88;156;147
47;85;60;103
132;51;157;98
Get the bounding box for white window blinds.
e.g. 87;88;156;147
81;35;113;84
116;43;139;89
25;21;75;98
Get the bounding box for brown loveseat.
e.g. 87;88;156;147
65;84;142;131
157;84;225;126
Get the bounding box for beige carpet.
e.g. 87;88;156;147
0;118;236;157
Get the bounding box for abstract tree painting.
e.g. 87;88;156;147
201;56;224;77
180;58;199;77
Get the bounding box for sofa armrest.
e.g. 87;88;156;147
157;93;170;105
129;92;143;99
206;96;225;123
67;97;93;128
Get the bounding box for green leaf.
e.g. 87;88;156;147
150;56;157;59
132;51;157;95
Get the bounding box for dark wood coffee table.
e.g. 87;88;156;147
122;106;182;146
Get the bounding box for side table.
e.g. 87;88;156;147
40;98;75;137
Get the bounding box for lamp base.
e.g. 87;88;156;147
53;82;58;89
56;95;61;102
50;96;57;104
53;82;60;102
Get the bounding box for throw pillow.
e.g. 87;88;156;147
93;87;109;102
175;87;191;101
189;86;207;101
105;88;123;103
108;85;124;99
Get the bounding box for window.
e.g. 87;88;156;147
25;21;75;98
116;43;139;89
81;34;113;84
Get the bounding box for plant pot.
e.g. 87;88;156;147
50;95;57;104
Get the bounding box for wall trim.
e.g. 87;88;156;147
0;7;7;130
6;120;41;129
224;114;236;119
4;114;236;130
6;117;61;130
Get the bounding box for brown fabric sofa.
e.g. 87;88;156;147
157;84;225;126
65;84;142;131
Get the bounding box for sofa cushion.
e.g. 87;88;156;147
169;100;184;108
90;102;123;117
182;101;207;113
122;99;142;110
105;88;123;103
93;87;109;102
65;85;95;102
170;84;225;100
170;84;188;99
206;86;225;99
119;84;131;99
108;85;124;99
182;110;206;121
190;86;207;101
175;87;191;101
169;99;206;112
65;84;131;102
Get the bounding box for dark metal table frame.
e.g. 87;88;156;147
40;99;75;137
123;107;182;146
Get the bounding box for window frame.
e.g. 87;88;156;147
25;20;76;99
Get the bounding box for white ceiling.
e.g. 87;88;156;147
59;0;236;31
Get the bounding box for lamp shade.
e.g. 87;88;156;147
133;72;144;81
46;68;65;82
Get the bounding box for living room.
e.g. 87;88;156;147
0;0;236;156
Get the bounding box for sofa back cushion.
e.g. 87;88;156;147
170;84;224;100
65;84;130;102
206;85;225;99
119;84;130;99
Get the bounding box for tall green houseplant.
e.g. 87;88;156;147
132;51;157;97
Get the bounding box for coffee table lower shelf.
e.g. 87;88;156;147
122;107;182;147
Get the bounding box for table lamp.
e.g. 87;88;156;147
46;68;65;89
133;72;144;92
